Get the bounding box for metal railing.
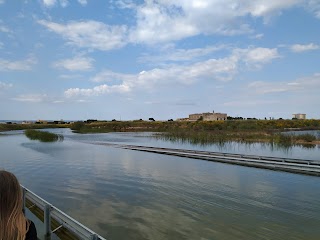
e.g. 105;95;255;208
21;185;107;240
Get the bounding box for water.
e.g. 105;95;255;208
0;129;320;240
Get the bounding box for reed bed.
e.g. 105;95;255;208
25;129;64;142
0;124;68;132
70;119;320;133
155;131;318;148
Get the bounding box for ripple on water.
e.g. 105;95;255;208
1;130;320;240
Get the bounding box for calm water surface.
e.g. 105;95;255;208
0;129;320;240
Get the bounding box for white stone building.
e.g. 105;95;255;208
292;113;306;119
189;112;227;121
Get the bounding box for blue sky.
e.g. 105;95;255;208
0;0;319;120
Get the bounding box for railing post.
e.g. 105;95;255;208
22;187;26;215
44;204;52;240
91;234;98;240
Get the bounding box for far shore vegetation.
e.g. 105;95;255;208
69;119;320;147
1;119;319;147
154;131;319;149
24;129;64;142
0;123;69;132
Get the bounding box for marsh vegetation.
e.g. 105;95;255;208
24;129;64;142
70;119;320;133
0;123;68;132
2;120;319;146
155;131;319;148
69;119;320;147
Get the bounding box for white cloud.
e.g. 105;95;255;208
78;0;87;6
64;84;130;97
0;21;10;33
0;56;37;71
0;81;12;90
244;0;302;17
53;100;64;103
97;56;238;85
91;70;132;83
0;26;9;32
75;99;92;103
38;1;319;49
42;0;87;7
59;74;83;79
307;0;320;18
0;0;5;4
12;94;48;103
38;20;127;51
42;0;56;7
67;56;239;97
59;0;68;8
251;33;264;39
291;43;320;52
248;73;320;94
66;46;280;97
139;45;227;63
223;100;279;107
128;0;309;44
52;99;90;104
248;81;294;94
243;47;280;64
53;56;94;71
150;46;279;66
129;2;199;44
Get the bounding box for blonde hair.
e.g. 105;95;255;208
0;170;30;240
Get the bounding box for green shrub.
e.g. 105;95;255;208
70;121;85;131
25;129;63;142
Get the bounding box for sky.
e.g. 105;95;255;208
0;0;319;121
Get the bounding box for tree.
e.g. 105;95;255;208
149;118;155;121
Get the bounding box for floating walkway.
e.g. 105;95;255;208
22;186;106;240
96;143;320;177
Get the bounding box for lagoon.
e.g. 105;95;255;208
0;129;320;240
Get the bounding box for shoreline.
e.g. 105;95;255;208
1;121;319;146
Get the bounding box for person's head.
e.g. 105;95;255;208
0;170;29;240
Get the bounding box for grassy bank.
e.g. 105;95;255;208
24;129;64;142
3;120;318;146
70;119;320;133
2;120;319;134
70;119;320;146
0;123;69;132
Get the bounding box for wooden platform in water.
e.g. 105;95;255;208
94;143;320;177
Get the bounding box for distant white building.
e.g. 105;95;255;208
292;113;306;120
